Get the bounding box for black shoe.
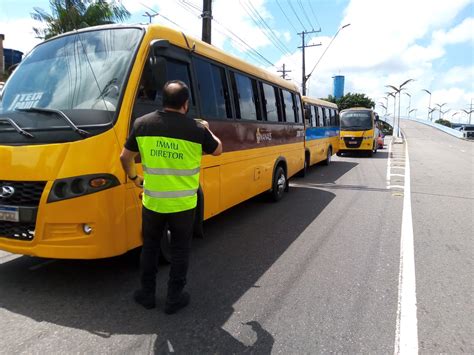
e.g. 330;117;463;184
164;291;190;314
133;289;156;309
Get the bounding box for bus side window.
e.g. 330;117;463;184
261;82;279;122
132;57;160;122
330;109;335;126
310;105;316;127
194;57;232;119
324;108;330;126
231;71;258;120
282;89;295;123
304;104;312;126
294;93;303;123
166;59;197;117
317;106;324;127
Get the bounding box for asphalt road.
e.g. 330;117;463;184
0;121;472;353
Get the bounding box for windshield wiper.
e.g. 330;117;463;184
0;117;34;138
16;107;90;138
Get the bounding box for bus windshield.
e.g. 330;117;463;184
340;110;372;130
0;28;142;127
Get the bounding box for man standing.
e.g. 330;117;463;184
120;80;222;314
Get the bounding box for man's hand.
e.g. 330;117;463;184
195;118;209;129
133;175;144;188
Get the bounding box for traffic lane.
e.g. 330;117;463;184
0;174;338;353
402;120;474;353
214;152;400;353
0;153;402;353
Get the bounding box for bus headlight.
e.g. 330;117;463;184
47;174;120;203
363;136;373;140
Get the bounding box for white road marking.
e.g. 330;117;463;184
390;174;405;177
394;140;419;355
387;185;405;190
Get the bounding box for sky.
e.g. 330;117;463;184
0;0;473;123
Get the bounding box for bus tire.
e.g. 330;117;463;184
324;146;332;165
271;165;286;202
297;154;309;177
160;223;172;264
373;141;377;155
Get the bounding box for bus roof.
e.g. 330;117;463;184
40;23;300;93
340;107;374;112
302;96;338;109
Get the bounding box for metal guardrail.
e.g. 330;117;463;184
404;117;465;139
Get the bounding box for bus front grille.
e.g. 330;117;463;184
0;181;46;241
0;222;35;240
0;181;46;206
343;137;363;148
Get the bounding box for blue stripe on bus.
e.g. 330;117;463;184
305;126;340;140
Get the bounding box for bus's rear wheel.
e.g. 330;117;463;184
324;147;332;165
271;166;287;202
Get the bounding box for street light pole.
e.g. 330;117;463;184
304;23;351;94
422;89;432;121
386;79;414;138
404;92;411;117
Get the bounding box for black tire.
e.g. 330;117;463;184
373;141;377;155
271;166;286;202
297;154;309;177
160;223;172;264
324;146;332;166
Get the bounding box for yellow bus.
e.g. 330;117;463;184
301;97;339;174
338;107;378;157
0;24;305;260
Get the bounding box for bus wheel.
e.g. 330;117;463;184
324;147;332;165
298;155;309;177
373;141;377;155
271;166;286;202
160;224;172;264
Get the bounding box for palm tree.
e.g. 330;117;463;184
31;0;131;40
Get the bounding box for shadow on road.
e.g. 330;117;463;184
0;162;357;353
337;151;389;159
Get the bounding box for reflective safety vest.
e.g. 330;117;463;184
137;136;202;213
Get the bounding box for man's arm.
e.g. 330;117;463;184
198;119;222;156
120;148;143;187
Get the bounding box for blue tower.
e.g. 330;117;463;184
333;75;345;99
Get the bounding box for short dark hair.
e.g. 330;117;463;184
162;80;189;109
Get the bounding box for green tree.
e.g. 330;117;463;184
31;0;131;40
322;92;375;111
435;118;452;128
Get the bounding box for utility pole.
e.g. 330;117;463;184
277;64;292;80
202;0;212;44
298;30;320;96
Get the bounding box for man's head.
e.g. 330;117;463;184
162;80;189;113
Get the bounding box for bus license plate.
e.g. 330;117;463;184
348;141;357;144
0;205;19;222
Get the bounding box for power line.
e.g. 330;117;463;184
275;0;298;33
140;3;185;29
297;0;314;31
307;0;322;31
240;0;292;56
212;17;275;68
286;0;307;31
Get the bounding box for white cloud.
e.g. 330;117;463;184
1;18;42;55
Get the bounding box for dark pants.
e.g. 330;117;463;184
140;206;195;298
